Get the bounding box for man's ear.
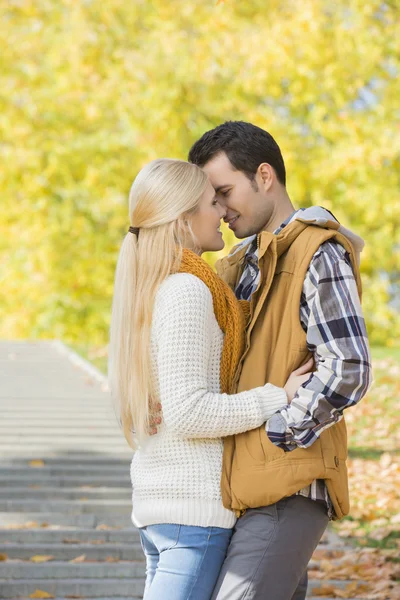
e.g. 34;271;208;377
257;163;274;192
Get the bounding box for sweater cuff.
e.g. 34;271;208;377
259;384;289;419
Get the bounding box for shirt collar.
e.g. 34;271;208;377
273;208;306;235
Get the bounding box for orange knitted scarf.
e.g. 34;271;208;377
179;249;249;394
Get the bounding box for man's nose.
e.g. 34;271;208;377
219;204;227;219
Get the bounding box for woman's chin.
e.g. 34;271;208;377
201;235;225;254
212;238;225;252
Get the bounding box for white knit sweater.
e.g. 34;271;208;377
130;273;288;529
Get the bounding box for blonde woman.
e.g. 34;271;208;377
108;159;312;600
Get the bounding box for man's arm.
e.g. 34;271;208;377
266;241;373;451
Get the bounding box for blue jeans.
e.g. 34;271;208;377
139;523;233;600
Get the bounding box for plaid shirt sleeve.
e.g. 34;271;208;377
266;241;373;451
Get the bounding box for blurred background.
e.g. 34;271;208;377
1;0;399;363
1;1;399;582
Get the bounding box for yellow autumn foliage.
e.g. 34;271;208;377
1;0;399;347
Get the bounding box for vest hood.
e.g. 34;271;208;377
295;207;365;265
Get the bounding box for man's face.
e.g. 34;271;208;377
202;152;275;239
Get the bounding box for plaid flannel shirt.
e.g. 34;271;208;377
235;209;372;516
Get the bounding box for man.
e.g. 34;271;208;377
188;121;372;600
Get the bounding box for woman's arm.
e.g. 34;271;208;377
155;274;287;439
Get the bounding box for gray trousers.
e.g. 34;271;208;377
211;495;329;600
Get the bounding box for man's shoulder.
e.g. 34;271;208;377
305;240;355;288
312;239;348;263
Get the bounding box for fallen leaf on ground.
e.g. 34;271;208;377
29;460;45;468
333;582;369;598
29;591;55;599
30;555;55;563
3;521;39;530
312;585;336;597
0;554;8;561
69;554;86;563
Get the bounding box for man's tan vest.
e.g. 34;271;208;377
216;219;362;520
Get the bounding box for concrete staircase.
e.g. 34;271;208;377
0;340;142;599
0;341;362;599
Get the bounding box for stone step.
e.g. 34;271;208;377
0;369;101;380
0;447;132;456
0;419;118;427
0;475;130;486
0;577;145;598
0;487;131;500
0;512;131;528
0;426;120;433
0;528;139;544
0;465;128;476
0;541;143;561
0;439;129;446
0;417;115;425
318;529;347;547
0;456;131;466
0;577;368;599
0;361;100;372
0;425;116;433
307;579;369;595
0;399;110;405
0;386;105;400
0;560;144;578
0;436;127;444
0;499;132;515
0;401;111;408
0;457;131;468
0;342;65;360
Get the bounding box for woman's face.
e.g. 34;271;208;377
189;181;227;254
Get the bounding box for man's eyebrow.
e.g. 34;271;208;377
215;185;232;193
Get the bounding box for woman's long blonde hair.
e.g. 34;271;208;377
108;159;209;447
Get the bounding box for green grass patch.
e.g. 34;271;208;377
371;346;400;361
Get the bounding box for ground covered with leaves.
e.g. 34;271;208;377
312;351;400;598
52;346;400;598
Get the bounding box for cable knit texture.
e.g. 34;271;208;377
179;248;249;394
130;272;288;529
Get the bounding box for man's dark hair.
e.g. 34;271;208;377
188;121;286;186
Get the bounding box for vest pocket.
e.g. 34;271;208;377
233;427;266;468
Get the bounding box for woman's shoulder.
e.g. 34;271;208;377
156;273;213;306
152;273;219;343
